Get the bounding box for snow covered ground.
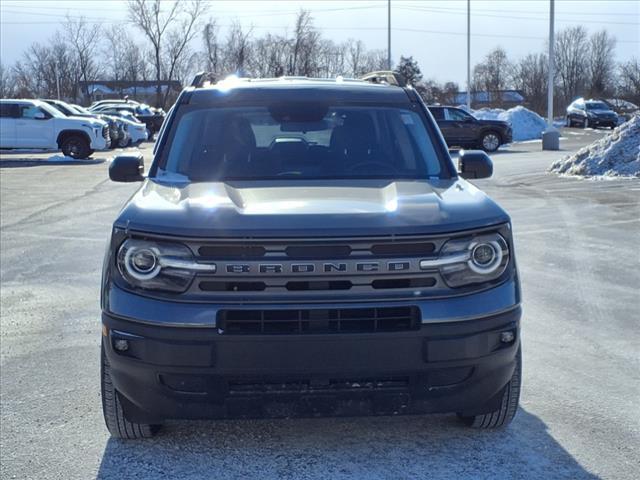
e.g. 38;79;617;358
549;114;640;178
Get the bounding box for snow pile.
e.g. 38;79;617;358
549;114;640;178
473;106;548;141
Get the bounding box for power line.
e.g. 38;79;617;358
397;5;640;26
394;2;640;17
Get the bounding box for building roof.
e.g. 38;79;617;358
454;90;526;104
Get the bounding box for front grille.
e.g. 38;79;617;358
102;124;109;140
228;376;410;395
217;306;420;335
182;235;450;301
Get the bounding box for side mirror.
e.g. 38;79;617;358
109;153;145;182
34;112;47;120
458;150;493;179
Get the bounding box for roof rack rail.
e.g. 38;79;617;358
191;72;217;88
360;71;407;87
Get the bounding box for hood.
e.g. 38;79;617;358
477;119;510;128
115;179;510;238
65;115;106;127
588;109;616;116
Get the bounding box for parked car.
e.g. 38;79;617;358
97;110;148;146
428;106;512;152
0;99;108;158
566;98;618;129
91;98;141;109
43;99;126;149
101;73;522;438
89;102;165;137
67;103;130;148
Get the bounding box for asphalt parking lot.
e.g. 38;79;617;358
1;128;639;479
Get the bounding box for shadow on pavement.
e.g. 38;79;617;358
0;158;106;168
96;408;599;479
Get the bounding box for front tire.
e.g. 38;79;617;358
61;135;91;159
480;131;501;152
457;348;521;429
101;341;160;439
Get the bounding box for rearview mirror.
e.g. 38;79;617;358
34;112;46;120
458;150;493;179
109;153;144;182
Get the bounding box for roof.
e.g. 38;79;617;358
186;77;412;105
454;90;526;104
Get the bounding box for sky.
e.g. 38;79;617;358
1;0;638;85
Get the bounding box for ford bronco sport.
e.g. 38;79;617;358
101;72;522;438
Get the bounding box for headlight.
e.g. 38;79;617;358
117;239;215;292
420;233;510;288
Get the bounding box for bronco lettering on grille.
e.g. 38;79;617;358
221;261;415;274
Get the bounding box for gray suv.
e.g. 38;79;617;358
566;98;618;129
101;73;522;438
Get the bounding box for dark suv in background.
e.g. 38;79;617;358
102;72;522;438
566;98;618;129
428;106;512;152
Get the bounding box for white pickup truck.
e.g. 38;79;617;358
0;99;109;159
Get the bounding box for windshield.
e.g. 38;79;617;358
39;102;65;118
586;102;609;110
160;105;444;181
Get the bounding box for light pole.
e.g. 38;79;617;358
55;61;61;100
547;0;555;127
542;0;560;150
467;0;471;111
387;0;392;70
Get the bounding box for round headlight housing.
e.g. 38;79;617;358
117;239;199;292
435;233;510;288
469;241;503;274
124;247;160;280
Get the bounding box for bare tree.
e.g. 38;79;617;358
127;0;181;106
160;0;206;105
288;10;320;76
618;57;640;104
513;53;548;114
472;47;513;105
64;16;102;102
202;19;221;75
587;30;617;98
554;26;589;106
251;33;289;77
0;62;16;98
346;39;365;77
223;22;253;75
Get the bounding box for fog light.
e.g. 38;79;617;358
114;339;129;351
500;331;515;343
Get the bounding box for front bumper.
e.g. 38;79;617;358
102;302;521;423
588;116;617;127
91;134;108;151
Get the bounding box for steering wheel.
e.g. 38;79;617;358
346;161;397;174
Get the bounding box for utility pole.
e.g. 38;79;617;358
55;61;61;100
387;0;391;70
547;0;555;127
542;0;560;150
466;0;471;110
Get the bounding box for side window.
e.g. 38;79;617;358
430;108;444;121
20;105;46;119
0;104;18;118
446;108;469;122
